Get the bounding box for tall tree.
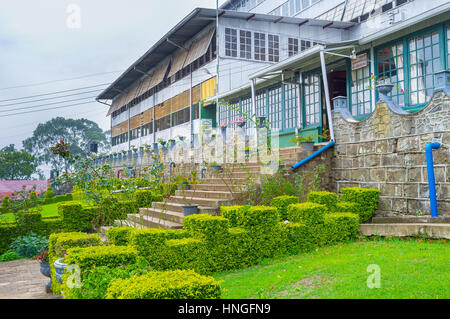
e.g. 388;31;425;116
0;144;38;180
23;117;110;171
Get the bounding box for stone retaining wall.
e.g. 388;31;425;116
332;91;450;217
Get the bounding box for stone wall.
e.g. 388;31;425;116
332;91;450;217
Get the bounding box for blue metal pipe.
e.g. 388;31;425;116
201;168;207;179
126;166;134;178
292;140;335;170
426;142;441;217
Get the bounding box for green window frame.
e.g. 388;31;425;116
284;80;299;129
240;96;252;130
255;90;267;118
268;85;282;129
303;71;321;127
350;55;372;118
408;28;442;105
447;24;450;68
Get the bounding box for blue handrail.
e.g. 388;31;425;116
201;168;207;179
292;140;335;170
426;142;441;217
126;166;134;178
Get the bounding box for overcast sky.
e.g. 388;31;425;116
0;0;226;151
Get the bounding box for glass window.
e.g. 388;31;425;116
302;0;310;10
304;72;321;126
408;30;442;105
288;38;299;57
268;86;282;129
240;30;252;59
447;26;450;68
254;32;266;61
377;42;405;106
225;28;237;57
240;96;252;130
285;82;299;129
300;40;311;52
351;64;372;117
256;90;267;118
268;34;279;62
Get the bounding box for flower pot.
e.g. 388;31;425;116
210;165;222;173
40;261;52;293
257;116;266;128
300;141;315;151
237;121;246;128
54;258;67;284
182;205;198;216
169;140;176;149
178;136;185;141
376;83;394;96
152;143;159;152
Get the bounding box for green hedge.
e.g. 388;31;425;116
133;190;155;208
287;202;328;225
237;206;279;230
105;270;222;299
162;238;207;272
280;222;315;254
307;191;339;210
324;213;360;244
220;206;244;227
270;196;299;220
184;214;229;240
107;227;135;246
48;232;102;295
58;202;93;232
340;187;381;222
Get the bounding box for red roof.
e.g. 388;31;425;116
0;180;49;199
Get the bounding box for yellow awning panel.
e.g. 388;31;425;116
201;77;216;106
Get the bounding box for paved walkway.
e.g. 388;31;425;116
0;259;58;299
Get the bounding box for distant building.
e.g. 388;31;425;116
0;180;49;200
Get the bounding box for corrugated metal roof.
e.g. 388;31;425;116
97;7;355;101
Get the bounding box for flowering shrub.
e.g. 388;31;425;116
34;250;48;263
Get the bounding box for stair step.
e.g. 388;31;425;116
113;219;147;228
164;196;231;207
371;216;450;224
152;201;217;214
359;223;450;239
139;207;185;224
127;214;183;229
200;178;247;185
175;189;234;199
190;184;244;192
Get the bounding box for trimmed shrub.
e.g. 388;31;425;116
287;202;327;225
1;196;11;214
335;202;359;214
133;190;155;208
45;187;54;199
220;205;244;227
48;232;102;296
184;214;229;240
65;193;73;201
0;251;20;262
324;213;360;244
105;270;222;299
130;228;187;261
64;245;137;272
0;224;17;254
107;227;135;246
9;231;48;258
307;191;339;210
237;206;279;230
162;238;208;272
270;196;299;220
280;222;315;254
58;202;93;232
340;187;381;222
30;192;38;204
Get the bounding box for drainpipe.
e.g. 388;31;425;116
426;142;441;217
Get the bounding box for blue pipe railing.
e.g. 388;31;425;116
292;140;335;170
426;142;441;217
201;168;207;179
126;166;134;178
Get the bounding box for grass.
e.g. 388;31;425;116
0;200;91;223
214;238;450;299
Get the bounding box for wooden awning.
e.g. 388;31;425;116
148;59;170;89
168;49;189;78
106;93;126;116
184;27;215;66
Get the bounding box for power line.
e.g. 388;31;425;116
0;89;103;107
0;70;122;91
0;83;110;102
0;100;98;118
0;95;98;113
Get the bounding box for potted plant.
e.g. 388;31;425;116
157;138;166;148
35;250;51;293
152;142;159;152
256;116;266;128
168;138;176;149
54;258;67;284
289;134;316;151
178;136;186;141
235;116;246;128
207;161;222;174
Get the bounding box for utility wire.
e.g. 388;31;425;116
0;83;110;102
0;96;98;113
0;70;122;91
0;100;98;118
0;89;103;107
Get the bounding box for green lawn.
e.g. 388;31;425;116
214;238;450;299
0;201;90;223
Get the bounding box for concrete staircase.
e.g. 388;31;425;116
116;163;262;229
360;216;450;239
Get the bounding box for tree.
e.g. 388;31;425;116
23;117;110;172
0;145;39;180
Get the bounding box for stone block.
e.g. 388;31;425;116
380;183;402;197
381;154;405;166
365;154;380;167
392;198;408;214
375;140;388;153
403;183;419;198
386;168;407;183
351;169;369;182
378;198;392;211
370;168;386;181
407;167;422;182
